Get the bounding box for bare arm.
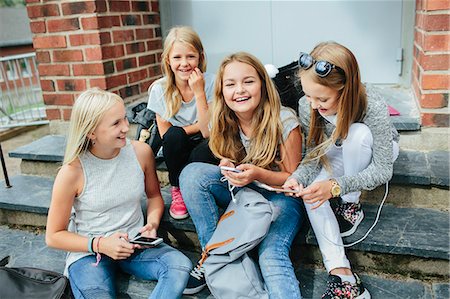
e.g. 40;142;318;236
189;67;210;137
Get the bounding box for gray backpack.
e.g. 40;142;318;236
202;187;278;299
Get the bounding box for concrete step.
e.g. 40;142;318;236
1;224;447;299
1;175;448;279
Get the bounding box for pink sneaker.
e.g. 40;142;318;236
169;187;189;220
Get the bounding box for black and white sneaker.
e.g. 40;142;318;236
322;273;371;299
332;198;364;237
183;262;206;295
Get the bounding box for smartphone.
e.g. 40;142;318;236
253;181;298;193
220;166;242;173
129;236;163;247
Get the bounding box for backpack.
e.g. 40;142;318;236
272;60;304;114
201;187;279;299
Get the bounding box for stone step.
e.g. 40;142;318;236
1;175;448;279
1;224;447;299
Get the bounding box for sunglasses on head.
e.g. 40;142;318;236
298;52;344;77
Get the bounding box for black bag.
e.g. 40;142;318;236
0;256;72;299
272;60;304;114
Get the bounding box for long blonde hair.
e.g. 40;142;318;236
209;52;283;169
160;26;206;118
301;41;367;166
64;88;123;165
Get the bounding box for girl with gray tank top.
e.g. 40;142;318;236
46;88;192;299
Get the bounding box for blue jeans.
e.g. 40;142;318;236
68;243;191;299
180;162;305;299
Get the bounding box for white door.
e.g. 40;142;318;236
162;0;403;84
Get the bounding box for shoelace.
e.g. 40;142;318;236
171;188;183;204
190;265;205;280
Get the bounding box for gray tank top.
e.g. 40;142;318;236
65;140;145;272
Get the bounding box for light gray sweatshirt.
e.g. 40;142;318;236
290;84;400;195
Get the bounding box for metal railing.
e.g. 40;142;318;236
0;53;48;129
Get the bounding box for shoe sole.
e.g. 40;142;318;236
355;288;371;299
341;210;364;237
182;284;207;295
169;210;189;220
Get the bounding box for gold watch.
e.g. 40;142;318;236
329;179;341;198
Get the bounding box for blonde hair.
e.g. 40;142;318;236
300;41;367;167
160;26;206;118
209;52;283;169
64;88;123;165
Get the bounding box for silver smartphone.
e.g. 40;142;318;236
129;236;163;246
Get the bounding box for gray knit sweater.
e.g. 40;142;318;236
290;84;400;195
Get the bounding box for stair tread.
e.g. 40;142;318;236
1;175;448;260
1;224;446;299
7;135;450;187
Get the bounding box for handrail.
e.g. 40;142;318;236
0;143;11;188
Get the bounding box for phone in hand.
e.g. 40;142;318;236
129;235;163;247
220;166;242;173
253;181;298;193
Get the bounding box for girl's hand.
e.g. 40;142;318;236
139;222;158;238
297;180;333;209
282;178;303;197
224;164;258;187
188;68;205;96
100;232;136;260
219;159;235;175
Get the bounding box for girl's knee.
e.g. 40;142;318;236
161;250;192;272
346;123;373;147
180;162;219;187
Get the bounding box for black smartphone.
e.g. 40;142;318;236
129;236;163;246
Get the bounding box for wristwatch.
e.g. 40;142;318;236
329;178;341;198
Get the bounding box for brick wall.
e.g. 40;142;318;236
413;0;450;127
25;0;163;122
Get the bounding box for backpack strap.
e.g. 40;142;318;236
199;238;235;267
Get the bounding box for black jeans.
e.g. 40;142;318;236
162;126;218;186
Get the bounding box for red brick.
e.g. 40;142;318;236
73;63;105;76
36;51;51;63
126;42;145;55
106;74;127;89
421;112;450;127
150;1;159;12
33;36;67;49
56;79;87;91
414;30;425;49
27;4;60;18
40;79;55;92
140;78;156;93
45;108;62;120
425;0;450;10
69;33;101;46
112;29;135;42
138;54;156;66
53;50;83;62
80;16;99;30
122;15;141;26
416;0;423;11
25;0;40;3
90;78;107;89
128;69;148;83
423;34;450;51
148;65;161;77
101;45;125;59
421;73;450;90
418;53;450;71
62;1;96;15
136;28;153;40
62;108;73;121
30;21;46;33
132;1;149;12
97;16;121;29
146;39;162;51
142;14;159;25
419;92;448;108
110;1;131;12
85;47;103;61
38;64;70;76
43;93;74;106
116;57;137;71
422;14;450;31
100;32;112;44
47;18;80;33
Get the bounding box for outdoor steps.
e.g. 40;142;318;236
1;223;448;299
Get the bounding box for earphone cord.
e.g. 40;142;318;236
318;182;389;248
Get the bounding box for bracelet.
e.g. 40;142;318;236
88;237;94;253
93;236;103;267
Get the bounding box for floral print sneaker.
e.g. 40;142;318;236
333;198;364;237
322;273;371;299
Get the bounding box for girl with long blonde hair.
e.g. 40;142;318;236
284;41;399;299
147;26;216;220
47;88;192;298
179;52;305;298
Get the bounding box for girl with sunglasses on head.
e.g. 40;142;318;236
283;41;399;299
147;26;216;220
46;88;192;298
179;52;305;297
